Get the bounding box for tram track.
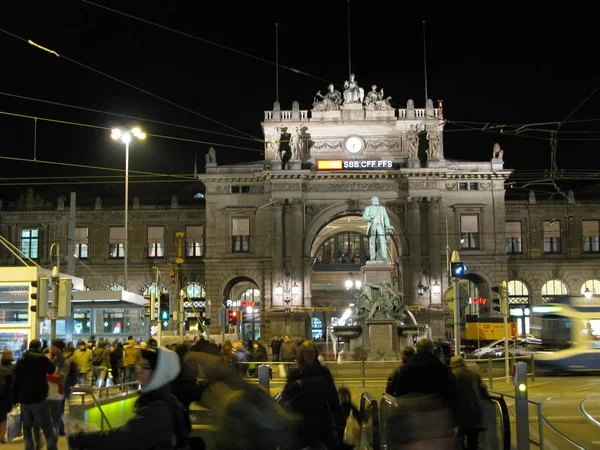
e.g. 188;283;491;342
536;382;600;449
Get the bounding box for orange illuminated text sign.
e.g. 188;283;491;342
471;297;487;305
317;160;343;170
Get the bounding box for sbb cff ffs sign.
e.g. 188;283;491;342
317;160;393;170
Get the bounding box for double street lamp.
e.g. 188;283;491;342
275;270;299;312
111;127;146;290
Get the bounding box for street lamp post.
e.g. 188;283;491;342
111;127;146;290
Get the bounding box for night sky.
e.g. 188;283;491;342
0;1;597;202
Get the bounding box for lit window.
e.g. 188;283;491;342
109;227;125;258
21;228;39;259
185;225;203;257
541;279;568;303
74;227;89;259
232;218;250;253
460;214;479;249
543;221;561;253
506;221;523;254
583;220;600;253
147;226;164;258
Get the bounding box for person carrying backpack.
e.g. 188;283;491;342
68;347;191;450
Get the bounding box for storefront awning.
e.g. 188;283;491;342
72;290;146;308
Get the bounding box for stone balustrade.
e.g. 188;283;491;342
264;108;441;122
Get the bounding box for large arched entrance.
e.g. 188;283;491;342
443;273;490;342
222;276;261;342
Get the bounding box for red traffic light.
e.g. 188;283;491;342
231;311;237;317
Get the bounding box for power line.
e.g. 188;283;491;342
0;26;259;141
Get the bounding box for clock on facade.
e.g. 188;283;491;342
344;135;364;154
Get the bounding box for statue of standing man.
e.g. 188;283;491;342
362;196;393;262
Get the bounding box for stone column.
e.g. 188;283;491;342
290;200;304;306
271;200;284;308
407;197;423;305
428;197;442;285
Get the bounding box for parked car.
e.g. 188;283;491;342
496;338;543;357
472;338;516;358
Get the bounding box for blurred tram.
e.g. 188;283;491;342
531;296;600;372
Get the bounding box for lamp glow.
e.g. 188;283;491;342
345;279;353;290
246;306;253;314
291;283;300;297
355;280;362;290
431;282;441;295
275;283;283;297
584;288;592;299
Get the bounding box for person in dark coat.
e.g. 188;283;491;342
281;340;345;449
13;339;57;450
170;344;204;410
247;340;267;376
450;356;486;450
0;350;15;443
68;347;190;450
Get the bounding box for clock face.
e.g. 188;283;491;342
345;136;364;153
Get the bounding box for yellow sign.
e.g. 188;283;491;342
317;160;343;170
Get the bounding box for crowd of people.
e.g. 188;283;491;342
0;333;493;450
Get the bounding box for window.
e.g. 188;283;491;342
506;221;523;254
74;227;89;259
460;214;479;249
232;218;250;252
507;280;530;305
109;227;125;258
21;228;39;259
231;185;251;194
185;225;203;257
582;279;600;296
583;220;600;253
541;279;568;303
543;221;561;253
459;182;479;191
147;226;164;258
312;232;370;270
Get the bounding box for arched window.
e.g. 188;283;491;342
312;232;369;271
508;280;530;306
541;280;568;303
241;289;261;302
582;279;600;295
140;283;167;297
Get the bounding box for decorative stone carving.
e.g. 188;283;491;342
343;73;364;103
427;197;441;208
364;85;393;111
271;199;285;209
445;182;457;190
365;139;402;151
312;84;343;111
271;183;298;191
304;204;325;222
407;197;423;210
311;140;343;151
305;182;400;192
266;138;281;161
409;180;438;189
385;202;405;218
492;143;504;159
355;281;406;321
289;199;304;210
171;196;178;208
133;196;140;209
289;125;305;160
529;190;536;204
95;197;102;210
346;199;360;212
405;125;419;159
480;182;492;190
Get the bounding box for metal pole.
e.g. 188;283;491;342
124;141;129;290
453;277;461;356
502;281;510;378
50;243;60;343
155;268;162;345
67;192;76;276
514;361;530;450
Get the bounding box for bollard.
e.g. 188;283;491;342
258;364;270;392
488;357;493;390
514;361;530;450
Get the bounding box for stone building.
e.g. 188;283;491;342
1;74;599;343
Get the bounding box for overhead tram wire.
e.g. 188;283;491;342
0;92;263;144
0;110;264;153
0;26;260;142
79;0;333;87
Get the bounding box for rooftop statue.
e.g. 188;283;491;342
343;73;364;104
405;125;419;159
364;85;393;111
492;143;504;159
313;84;342;111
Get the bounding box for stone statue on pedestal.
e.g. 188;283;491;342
343;73;364;103
364;85;393;111
354;281;406;321
205;147;217;165
313;84;342;111
426;127;441;158
362;196;393;262
405;125;419;158
492;143;504;159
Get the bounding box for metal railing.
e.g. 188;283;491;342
474;354;536;389
359;392;380;450
69;385;112;430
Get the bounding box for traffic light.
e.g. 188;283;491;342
491;282;508;315
159;294;169;321
30;275;49;318
143;292;156;320
228;309;238;325
451;261;467;278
